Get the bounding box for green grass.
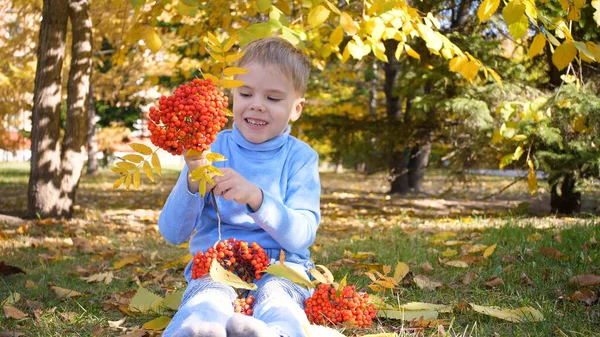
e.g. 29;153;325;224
1;165;599;336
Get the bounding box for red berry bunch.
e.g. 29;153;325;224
191;238;270;283
233;295;255;316
304;283;376;328
148;78;229;155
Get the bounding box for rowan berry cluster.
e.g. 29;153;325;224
233;295;255;316
304;283;376;328
148;78;229;155
191;238;270;283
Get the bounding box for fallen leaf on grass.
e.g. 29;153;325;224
142;315;171;330
117;331;151;337
467;244;488;253
539;247;568;260
0;261;25;276
160;253;192;270
568;274;600;287
129;287;163;313
113;254;144;270
393;261;409;282
483;244;497;258
521;273;533;285
485;277;504;288
377;308;439;321
420;262;433;272
569;289;598;306
443;260;468;268
470;304;544;322
413;274;442;291
527;233;542;242
397;302;453;312
3;305;28;319
81;271;114;284
463;272;479;285
108;317;127;328
441;249;458;257
51;286;82;299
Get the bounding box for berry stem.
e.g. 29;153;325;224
211;190;222;244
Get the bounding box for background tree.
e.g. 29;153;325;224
27;0;92;218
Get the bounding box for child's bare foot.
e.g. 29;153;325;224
172;322;226;337
226;313;279;337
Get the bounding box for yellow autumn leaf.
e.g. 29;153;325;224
142;25;162;53
460;60;481;81
552;40;577;71
528;166;537;194
483;244;497;258
223;108;234;117
441;249;458;257
207;32;221;49
393;262;410;282
143;316;172;330
122;154;144;163
133;168;141;189
51;286;82;299
308;5;330;28
477;0;500;22
220;79;245;89
113;254;143;270
572;114;588;133
130;143;153;155
405;44;420;60
143;161;154;182
151;153;161;176
449;56;467;72
512;134;527;141
113;176;126;189
223;67;248;76
347;41;364;59
340;12;358;35
502;0;526;25
225;50;246;63
116;161;136;170
470;304;544;322
210;260;258;290
202;73;220;84
329;26;344;48
444;260;469;268
528;33;546;58
488;67;503;88
206;153;227;162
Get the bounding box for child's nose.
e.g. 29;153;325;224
250;100;265;112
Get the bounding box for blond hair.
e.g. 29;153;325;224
236;37;310;96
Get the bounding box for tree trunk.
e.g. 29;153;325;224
86;82;99;174
390;147;411;194
28;0;70;218
61;0;92;210
550;173;581;214
28;0;92;218
407;142;431;193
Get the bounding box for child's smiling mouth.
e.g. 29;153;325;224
245;118;268;127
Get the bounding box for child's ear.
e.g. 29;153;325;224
291;98;305;122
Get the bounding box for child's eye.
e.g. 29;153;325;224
268;97;282;102
239;93;251;97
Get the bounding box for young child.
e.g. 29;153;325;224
158;36;320;337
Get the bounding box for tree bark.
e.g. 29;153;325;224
61;0;92;210
407;142;432;192
86;82;99;174
27;0;92;218
28;0;70;218
550;173;581;214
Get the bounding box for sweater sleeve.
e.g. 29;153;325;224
248;151;321;255
158;164;205;245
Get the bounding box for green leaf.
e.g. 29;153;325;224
508;15;529;40
130;0;145;9
264;264;315;289
160;289;184;311
377;309;439;321
499;153;515;169
257;0;272;12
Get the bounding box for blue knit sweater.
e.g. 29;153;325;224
158;124;321;281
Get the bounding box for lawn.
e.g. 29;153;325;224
1;164;599;336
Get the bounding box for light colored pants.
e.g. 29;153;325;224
162;267;313;337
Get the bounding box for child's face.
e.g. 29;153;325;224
232;62;304;144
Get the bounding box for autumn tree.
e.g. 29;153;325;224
28;0;92;218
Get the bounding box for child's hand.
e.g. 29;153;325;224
211;168;263;211
183;150;209;194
